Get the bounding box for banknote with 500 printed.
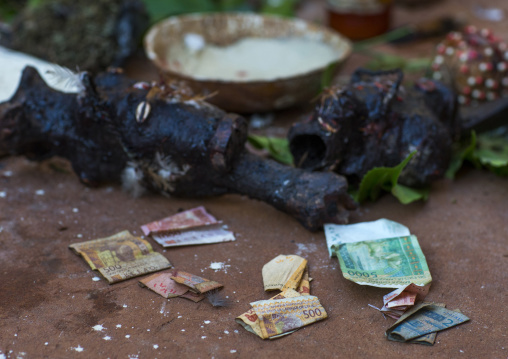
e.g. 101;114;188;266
332;235;432;288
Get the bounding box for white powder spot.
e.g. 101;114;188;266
76;234;83;238
159;301;166;314
295;242;318;256
72;345;84;352
209;262;231;273
234;330;239;334
116;324;122;328
3;171;12;177
204;320;211;324
44;342;48;346
123;304;128;308
153;344;159;349
0;191;6;198
72;208;79;213
35;189;45;195
230;350;237;354
92;277;101;282
103;336;111;341
125;335;130;338
14;333;17;337
224;330;229;334
93;324;106;332
181;329;185;332
147;329;150;332
201;336;206;339
177;316;182;319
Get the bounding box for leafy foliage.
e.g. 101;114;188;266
247;135;293;165
354;151;429;204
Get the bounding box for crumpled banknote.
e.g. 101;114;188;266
325;220;432;288
69;230;171;283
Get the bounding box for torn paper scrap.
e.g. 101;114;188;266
141;206;235;247
324;219;410;257
141;206;218;236
385;302;470;345
139;270;214;302
171;270;223;294
69;230;171;283
370;283;431;319
262;255;308;292
152;224;235;247
332;235;432;288
297;266;310;296
251;295;327;339
139;272;189;298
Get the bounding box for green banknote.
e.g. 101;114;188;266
332;235;432;288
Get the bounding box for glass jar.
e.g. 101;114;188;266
327;0;392;41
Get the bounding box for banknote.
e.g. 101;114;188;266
386;302;470;344
324;219;410;257
236;289;301;338
170;270;222;294
139;271;189;298
383;283;430;305
152;224;235;247
332;235;432;288
251;295;328;339
405;303;446;345
140;206;218;236
179;291;206;302
69;230;172;283
262;255;308;291
297;266;311;296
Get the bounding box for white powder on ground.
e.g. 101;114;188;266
170;36;340;82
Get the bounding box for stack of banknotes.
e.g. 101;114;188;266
325;219;469;345
236;254;327;339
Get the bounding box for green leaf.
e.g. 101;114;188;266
320;63;336;91
355;151;427;204
474;128;508;176
445;131;477;179
247;135;294;165
364;52;430;73
260;0;298;17
142;0;217;23
392;184;429;204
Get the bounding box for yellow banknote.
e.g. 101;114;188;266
251;295;328;339
69;230;172;283
262;255;308;291
236;289;301;338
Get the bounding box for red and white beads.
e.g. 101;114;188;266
431;27;508;106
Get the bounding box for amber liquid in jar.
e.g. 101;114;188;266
327;0;392;41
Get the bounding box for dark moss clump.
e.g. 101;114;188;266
6;0;148;72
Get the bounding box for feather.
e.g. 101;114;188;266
205;290;232;308
45;65;85;93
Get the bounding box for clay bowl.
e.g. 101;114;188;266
144;13;352;113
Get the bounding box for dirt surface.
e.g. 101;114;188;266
1;0;508;358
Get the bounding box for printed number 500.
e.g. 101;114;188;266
303;309;322;319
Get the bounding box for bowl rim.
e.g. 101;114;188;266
143;12;353;85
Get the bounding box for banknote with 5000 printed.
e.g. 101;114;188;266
332;235;432;288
